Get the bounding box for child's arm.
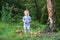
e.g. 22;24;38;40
29;16;31;23
23;17;25;23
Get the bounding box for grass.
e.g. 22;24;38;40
0;21;60;40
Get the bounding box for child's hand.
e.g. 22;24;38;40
29;20;31;23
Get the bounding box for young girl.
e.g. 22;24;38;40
23;9;31;33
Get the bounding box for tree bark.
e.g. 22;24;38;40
46;0;55;32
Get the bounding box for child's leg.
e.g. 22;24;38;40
27;24;30;32
24;24;27;33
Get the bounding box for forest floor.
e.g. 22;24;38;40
0;22;60;40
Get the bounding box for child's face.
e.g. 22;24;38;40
24;10;29;16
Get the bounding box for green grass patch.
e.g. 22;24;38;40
0;21;60;40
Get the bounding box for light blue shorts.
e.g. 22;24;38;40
24;23;30;32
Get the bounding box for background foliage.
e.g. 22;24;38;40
0;0;60;40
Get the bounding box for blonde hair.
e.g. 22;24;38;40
24;9;29;16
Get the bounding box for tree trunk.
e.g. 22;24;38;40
46;0;55;32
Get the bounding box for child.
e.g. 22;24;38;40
23;9;31;33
